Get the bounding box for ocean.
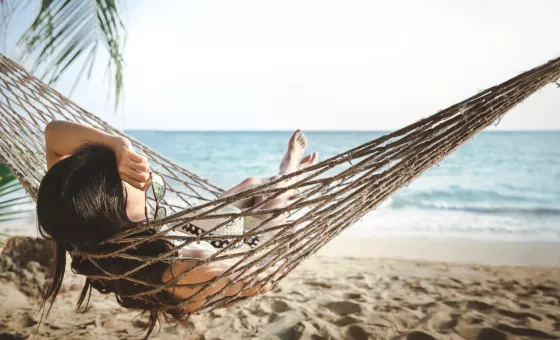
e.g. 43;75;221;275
128;131;560;242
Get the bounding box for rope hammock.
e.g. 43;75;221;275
0;53;559;314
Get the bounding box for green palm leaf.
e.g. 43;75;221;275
1;0;126;108
0;163;32;223
0;232;10;247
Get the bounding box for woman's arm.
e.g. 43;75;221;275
44;120;151;190
163;249;280;312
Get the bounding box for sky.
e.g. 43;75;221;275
3;0;560;131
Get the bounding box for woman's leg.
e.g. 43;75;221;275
221;130;306;196
167;132;317;309
254;152;317;217
221;177;263;209
222;130;317;211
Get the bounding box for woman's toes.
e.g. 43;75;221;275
298;152;318;169
300;153;312;164
311;152;318;164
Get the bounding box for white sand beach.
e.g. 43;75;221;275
1;226;559;340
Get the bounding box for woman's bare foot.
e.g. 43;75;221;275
254;152;319;218
297;152;318;172
279;130;307;175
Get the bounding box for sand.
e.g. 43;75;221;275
0;234;559;340
320;236;560;267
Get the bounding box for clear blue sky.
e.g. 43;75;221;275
3;0;560;131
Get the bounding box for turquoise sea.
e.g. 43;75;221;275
129;131;560;242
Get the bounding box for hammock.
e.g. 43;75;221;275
0;53;559;313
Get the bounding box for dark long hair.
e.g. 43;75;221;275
37;144;184;338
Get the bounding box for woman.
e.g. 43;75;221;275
37;120;317;336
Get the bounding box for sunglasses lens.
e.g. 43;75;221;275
151;173;166;201
155;206;167;220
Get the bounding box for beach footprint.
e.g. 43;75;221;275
304;280;332;289
496;323;558;339
270;299;293;313
333;315;360;326
404;331;437;340
345;292;362;300
325;301;362;316
346;324;369;340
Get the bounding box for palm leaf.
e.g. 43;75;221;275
0;181;20;195
0;195;29;209
0;162;17;183
0;163;32;223
0;210;31;224
1;0;126;108
0;232;10;247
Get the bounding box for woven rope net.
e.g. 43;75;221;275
0;53;559;313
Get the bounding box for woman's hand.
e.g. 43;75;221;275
110;136;151;190
44;121;152;186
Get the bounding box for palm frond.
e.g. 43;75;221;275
0;0;19;51
0;181;20;195
0;163;32;223
3;0;126;108
0;195;29;209
0;209;33;221
0;184;22;197
0;161;16;181
0;232;9;247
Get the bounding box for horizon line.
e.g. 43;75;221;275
124;129;560;133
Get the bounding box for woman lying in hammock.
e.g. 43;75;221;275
37;121;318;335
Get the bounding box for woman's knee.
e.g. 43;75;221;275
240;177;260;186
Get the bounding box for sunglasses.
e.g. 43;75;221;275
145;172;167;221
